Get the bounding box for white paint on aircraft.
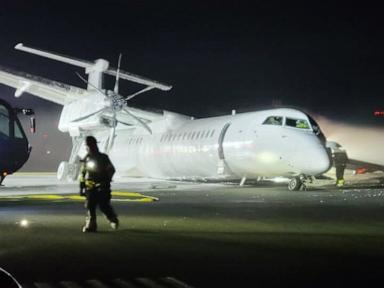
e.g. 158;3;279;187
0;44;332;190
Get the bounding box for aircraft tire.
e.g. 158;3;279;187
66;162;80;182
288;177;302;191
57;161;69;181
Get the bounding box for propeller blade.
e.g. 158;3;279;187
125;86;155;101
75;72;107;98
114;53;122;94
116;119;133;126
123;108;152;134
71;107;107;122
106;111;117;153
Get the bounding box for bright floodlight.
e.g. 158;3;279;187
20;219;29;227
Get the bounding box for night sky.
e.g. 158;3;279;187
0;0;383;170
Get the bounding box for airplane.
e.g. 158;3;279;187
0;98;35;185
0;43;332;191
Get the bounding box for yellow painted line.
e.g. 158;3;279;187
0;191;158;202
112;191;159;201
112;191;143;197
67;195;85;201
111;198;155;202
27;195;65;200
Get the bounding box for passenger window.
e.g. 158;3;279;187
263;116;283;126
285;118;310;129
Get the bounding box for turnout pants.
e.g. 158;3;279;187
336;164;346;181
84;185;118;231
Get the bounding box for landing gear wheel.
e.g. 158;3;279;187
67;157;81;181
288;177;302;191
57;161;80;181
57;161;69;181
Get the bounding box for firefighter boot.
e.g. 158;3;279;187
110;220;119;230
82;218;97;233
336;179;345;187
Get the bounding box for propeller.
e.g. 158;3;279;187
72;54;153;152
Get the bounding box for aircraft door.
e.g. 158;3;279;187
217;123;231;175
218;123;231;160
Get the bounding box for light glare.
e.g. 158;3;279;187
20;219;29;227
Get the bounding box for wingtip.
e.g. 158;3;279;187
15;43;23;49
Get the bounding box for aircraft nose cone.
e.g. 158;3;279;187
306;147;332;175
288;142;331;176
316;150;331;173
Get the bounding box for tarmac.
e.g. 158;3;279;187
0;171;384;287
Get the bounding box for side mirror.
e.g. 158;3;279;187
30;117;36;133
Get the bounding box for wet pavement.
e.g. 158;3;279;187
0;173;384;287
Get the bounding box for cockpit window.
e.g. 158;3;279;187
307;115;320;135
0;104;10;138
285;118;310;129
263;116;283;126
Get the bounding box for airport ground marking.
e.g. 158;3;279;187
0;191;158;202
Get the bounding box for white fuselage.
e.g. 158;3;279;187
76;108;332;181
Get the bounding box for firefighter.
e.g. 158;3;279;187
333;149;348;187
79;136;119;232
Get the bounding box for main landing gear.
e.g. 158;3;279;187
288;174;312;191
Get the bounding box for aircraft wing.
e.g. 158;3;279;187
0;65;87;105
346;159;384;174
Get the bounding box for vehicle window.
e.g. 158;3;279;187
285;118;310;129
262;116;283;126
0;105;9;137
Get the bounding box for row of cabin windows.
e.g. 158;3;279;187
160;129;216;143
126;129;217;145
128;137;144;145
